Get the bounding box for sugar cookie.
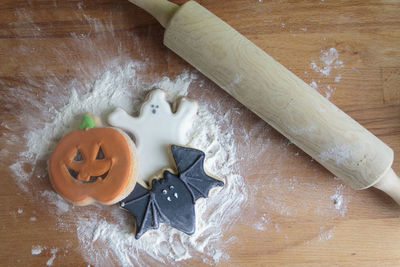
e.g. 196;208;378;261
48;114;138;206
120;145;224;239
108;89;198;183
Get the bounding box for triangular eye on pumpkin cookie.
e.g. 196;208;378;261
48;113;139;206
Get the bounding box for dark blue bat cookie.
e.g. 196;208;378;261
120;145;224;239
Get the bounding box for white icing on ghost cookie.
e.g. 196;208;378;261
108;89;198;183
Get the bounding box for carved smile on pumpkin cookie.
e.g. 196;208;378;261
66;167;110;183
65;146;112;184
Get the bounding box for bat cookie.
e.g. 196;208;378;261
48;114;138;206
121;145;224;239
108;89;198;183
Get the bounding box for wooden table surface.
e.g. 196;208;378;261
1;0;399;266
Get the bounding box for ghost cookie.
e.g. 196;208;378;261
108;89;198;183
48;114;138;206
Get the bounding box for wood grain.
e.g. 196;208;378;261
1;0;399;266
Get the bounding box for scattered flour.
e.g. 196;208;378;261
325;85;335;99
334;74;342;83
331;184;348;216
310;80;318;90
319;144;352;165
310;48;343;77
253;214;269;231
31;245;43;255
310;48;344;99
318;226;335;241
46;248;58;266
41;190;71;215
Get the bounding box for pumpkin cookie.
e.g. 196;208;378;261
48;114;138;206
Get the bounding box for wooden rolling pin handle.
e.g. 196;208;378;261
128;0;178;28
374;169;400;205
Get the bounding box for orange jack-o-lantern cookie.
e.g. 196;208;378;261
48;114;138;206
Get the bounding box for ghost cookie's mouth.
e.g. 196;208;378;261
66;166;109;184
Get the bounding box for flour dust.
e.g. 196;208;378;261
309;47;344;99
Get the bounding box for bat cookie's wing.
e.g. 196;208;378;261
120;183;164;239
171;145;224;202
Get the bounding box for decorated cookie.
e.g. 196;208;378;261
108;89;198;183
120;145;224;239
48;114;138;206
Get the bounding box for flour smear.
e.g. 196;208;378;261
309;48;344;99
2;6;350;267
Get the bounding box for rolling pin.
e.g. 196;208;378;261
127;0;400;204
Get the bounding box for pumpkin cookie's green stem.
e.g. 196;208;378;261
79;114;95;130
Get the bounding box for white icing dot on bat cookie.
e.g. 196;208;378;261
108;89;198;183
